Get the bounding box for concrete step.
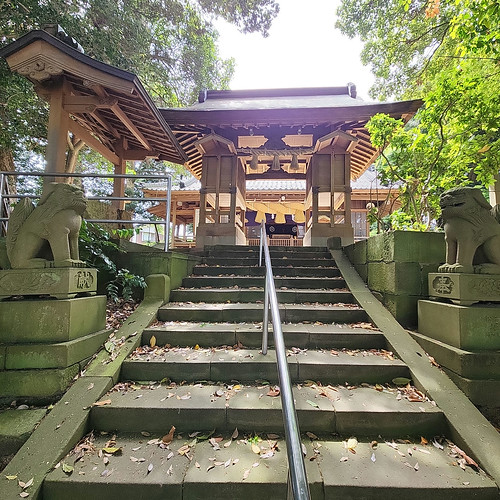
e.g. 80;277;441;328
142;323;387;350
121;348;409;385
44;431;498;500
89;383;445;436
157;303;369;323
205;249;333;260
181;276;347;289
192;265;342;277
170;289;356;304
203;256;336;268
206;244;329;255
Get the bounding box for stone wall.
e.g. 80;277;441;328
344;231;445;326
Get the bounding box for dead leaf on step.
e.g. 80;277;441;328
450;445;479;469
306;400;319;408
231;428;239;440
251;443;261;454
162;426;176;445
93;399;112;407
242;469;250;480
20;493;29;498
150;335;156;348
267;386;280;397
102;447;122;455
147;463;154;474
306;432;318;440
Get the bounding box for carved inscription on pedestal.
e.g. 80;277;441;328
432;276;454;295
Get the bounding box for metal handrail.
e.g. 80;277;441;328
259;221;310;500
0;170;172;251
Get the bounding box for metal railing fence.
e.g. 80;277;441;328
0;170;172;251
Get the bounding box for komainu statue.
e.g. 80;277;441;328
6;183;87;269
438;186;500;274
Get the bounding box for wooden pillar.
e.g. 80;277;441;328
112;157;127;210
45;84;69;186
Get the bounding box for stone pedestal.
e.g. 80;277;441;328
428;272;500;305
0;268;97;300
0;275;107;402
417;272;500;406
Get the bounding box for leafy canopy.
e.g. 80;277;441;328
336;0;500;229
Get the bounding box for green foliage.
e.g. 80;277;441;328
79;220;146;302
0;0;278;172
337;0;500;229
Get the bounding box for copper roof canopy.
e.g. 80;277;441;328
160;87;422;180
0;30;187;165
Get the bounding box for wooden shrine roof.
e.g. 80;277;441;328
161;87;422;180
0;30;187;164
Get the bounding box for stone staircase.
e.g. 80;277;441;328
42;246;499;499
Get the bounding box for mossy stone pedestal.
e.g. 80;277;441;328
0;269;107;403
417;274;500;406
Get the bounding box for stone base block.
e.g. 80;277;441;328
428;272;500;305
0;364;80;400
0;267;97;300
418;300;500;350
443;368;500;407
0;295;106;343
4;329;109;370
411;331;500;380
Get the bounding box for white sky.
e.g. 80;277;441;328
215;0;375;100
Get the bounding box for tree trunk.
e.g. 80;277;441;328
0;146;16;195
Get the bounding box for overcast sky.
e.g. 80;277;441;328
215;0;375;100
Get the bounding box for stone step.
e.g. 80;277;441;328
203;256;336;268
142;323;386;350
192;265;341;277
43;431;497;500
206;244;329;255
181;276;347;289
89;384;445;436
121;348;408;385
204;249;333;260
170;289;356;304
157;303;369;323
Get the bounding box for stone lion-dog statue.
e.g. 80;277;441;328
6;182;87;269
439;186;500;274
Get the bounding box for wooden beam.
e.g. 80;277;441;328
121;148;159;160
68;119;119;164
111;103;151;150
90;110;121;139
46;84;69;176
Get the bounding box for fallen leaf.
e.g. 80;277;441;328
93;399;112;407
432;440;444;450
20;493;29;498
267;386;280;397
231;428;239;440
251;443;261;454
141;431;151;437
420;436;428;445
306;432;318;440
195;462;200;469
147;463;154;474
166;465;173;475
224;459;231;468
306;400;319;408
166;451;174;460
207;464;215;472
178;444;191;456
162;426;176;444
392;377;412;386
371;453;376;462
340;456;348;462
62;463;74;475
450;445;479;468
370;441;378;449
87;383;95;390
150;335;156;348
252;462;260;468
102;447;122;455
100;469;112;477
5;475;17;480
267;433;279;439
346;437;358;451
243;469;250;480
414;462;419;471
223;441;232;448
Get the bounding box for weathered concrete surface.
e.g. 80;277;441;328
411;331;500;380
0;295;106;343
428;272;500;304
418;300;500;350
5;329;109;369
332;249;500;489
0;376;112;499
43;433;496;500
0;408;47;456
0;267;97;300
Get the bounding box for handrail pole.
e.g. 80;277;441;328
165;174;172;252
262;273;269;355
259;220;310;500
0;173;4;231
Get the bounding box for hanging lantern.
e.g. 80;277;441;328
272;154;281;171
250;154;259;170
290;153;299;170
